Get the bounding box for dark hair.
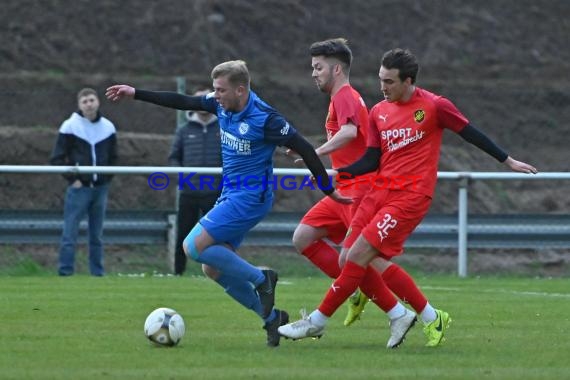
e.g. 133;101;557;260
381;49;419;84
310;38;353;71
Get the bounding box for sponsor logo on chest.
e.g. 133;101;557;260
380;109;427;152
220;129;252;155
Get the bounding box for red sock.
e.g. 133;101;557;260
382;264;427;313
318;260;365;316
359;266;399;312
302;240;341;278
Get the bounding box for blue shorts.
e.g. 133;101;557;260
199;192;273;249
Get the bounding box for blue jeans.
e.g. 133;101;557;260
58;184;109;276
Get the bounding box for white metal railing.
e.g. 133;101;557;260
2;165;570;277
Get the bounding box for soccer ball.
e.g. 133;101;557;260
144;307;185;347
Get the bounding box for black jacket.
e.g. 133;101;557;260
50;111;118;186
168;112;221;194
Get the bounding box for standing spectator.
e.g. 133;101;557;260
169;87;222;275
50;88;118;276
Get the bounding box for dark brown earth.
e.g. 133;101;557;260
1;1;569;274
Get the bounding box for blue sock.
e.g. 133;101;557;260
195;244;265;286
263;309;277;324
215;273;264;316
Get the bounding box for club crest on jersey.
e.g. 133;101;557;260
238;122;249;135
414;110;425;123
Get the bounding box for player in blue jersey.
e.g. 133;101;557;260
106;60;350;347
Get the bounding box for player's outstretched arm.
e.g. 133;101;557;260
106;85;208;111
106;85;135;102
457;124;537;174
503;156;538;174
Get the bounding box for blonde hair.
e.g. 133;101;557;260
211;60;250;88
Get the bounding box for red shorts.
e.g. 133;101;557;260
343;189;432;258
300;182;370;244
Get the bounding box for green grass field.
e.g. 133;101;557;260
1;274;569;379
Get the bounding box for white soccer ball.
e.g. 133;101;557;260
144;307;186;347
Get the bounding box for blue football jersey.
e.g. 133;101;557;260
201;91;297;198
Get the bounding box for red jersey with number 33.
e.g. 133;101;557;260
326;85;369;169
367;87;468;197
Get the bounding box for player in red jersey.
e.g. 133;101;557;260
291;38;370;267
291;39;445;332
279;48;537;348
292;38;401;325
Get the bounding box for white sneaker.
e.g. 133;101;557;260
277;309;325;340
386;309;417;348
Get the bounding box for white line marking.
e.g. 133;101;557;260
422;285;570;298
